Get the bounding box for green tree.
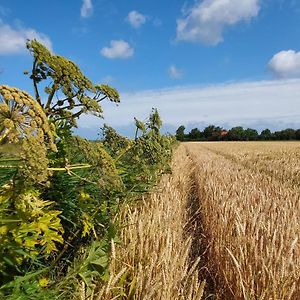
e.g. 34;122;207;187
227;126;245;141
295;129;300;140
203;125;215;139
244;128;258;141
282;128;296;140
176;125;186;141
260;128;272;140
188;128;202;141
203;125;223;140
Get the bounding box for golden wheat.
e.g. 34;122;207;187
94;145;205;300
186;141;300;299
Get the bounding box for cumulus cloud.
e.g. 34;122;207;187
176;0;260;45
268;50;300;78
77;79;300;135
0;20;52;55
81;0;93;18
168;64;183;79
127;10;146;28
101;40;134;59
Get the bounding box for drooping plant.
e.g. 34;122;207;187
25;40;120;127
0;40;122;285
0;40;175;299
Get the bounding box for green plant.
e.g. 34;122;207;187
26;40;120;127
0;185;64;281
0;39;175;299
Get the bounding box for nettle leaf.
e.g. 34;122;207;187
81;213;95;238
91;255;108;269
24;238;39;249
2;190;65;269
15;189;53;218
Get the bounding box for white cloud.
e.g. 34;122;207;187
101;40;134;59
81;0;93;18
268;50;300;78
127;11;146;28
176;0;260;45
77;79;300;132
168;64;183;79
0;20;52;55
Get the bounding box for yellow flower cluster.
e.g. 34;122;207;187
0;85;56;151
19;136;51;183
27;40;94;94
26;40;121;125
95;84;120;103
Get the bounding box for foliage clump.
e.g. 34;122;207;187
0;40;174;299
0;185;64;279
26;40;120;126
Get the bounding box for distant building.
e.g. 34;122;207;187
220;130;228;137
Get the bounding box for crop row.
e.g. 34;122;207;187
186;142;300;299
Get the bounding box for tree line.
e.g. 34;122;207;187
176;125;300;141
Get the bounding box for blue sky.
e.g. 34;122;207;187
1;0;300;137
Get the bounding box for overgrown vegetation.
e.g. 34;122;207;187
0;40;174;299
4;38;298;300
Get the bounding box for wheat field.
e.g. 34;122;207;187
186;141;300;299
95;141;300;299
94;145;205;300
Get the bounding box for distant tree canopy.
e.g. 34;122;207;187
260;129;272;140
176;125;300;142
203;125;222;140
176;125;185;141
188;128;202;141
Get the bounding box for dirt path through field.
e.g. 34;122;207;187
94;142;300;299
95;145;206;300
